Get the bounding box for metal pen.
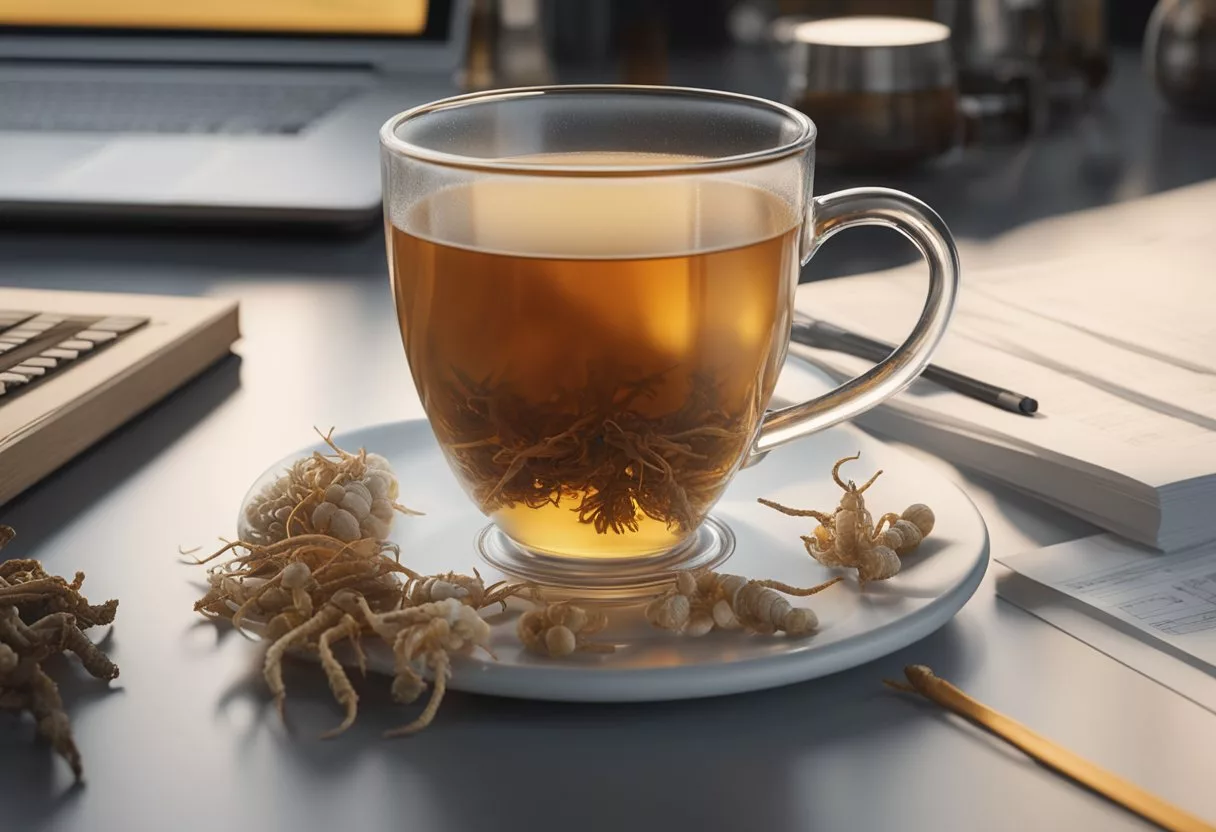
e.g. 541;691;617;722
792;317;1039;416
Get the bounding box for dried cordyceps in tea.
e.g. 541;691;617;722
645;570;840;637
430;364;755;551
0;526;120;779
759;453;935;586
241;429;420;546
517;601;616;657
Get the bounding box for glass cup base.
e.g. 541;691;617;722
476;516;736;603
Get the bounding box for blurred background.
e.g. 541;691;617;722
453;0;1216;278
3;0;1215;282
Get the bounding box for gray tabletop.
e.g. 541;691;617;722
3;48;1216;832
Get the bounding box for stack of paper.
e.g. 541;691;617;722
792;213;1216;550
997;535;1216;679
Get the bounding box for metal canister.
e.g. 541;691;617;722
775;15;960;168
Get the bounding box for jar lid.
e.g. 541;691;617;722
790;16;950;48
777;15;955;95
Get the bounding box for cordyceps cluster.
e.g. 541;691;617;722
241;428;421;546
192;435;530;737
646;570;841;637
517;601;616;657
759;453;936;586
0;525;120;779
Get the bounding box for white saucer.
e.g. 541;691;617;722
236;406;989;703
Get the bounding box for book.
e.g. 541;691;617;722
791;218;1216;551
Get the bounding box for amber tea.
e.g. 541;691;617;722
390;161;799;558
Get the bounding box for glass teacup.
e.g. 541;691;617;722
381;86;958;587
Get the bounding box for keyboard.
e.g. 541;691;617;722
0;310;148;403
0;78;360;135
0;288;239;508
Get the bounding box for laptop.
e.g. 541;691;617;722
0;0;469;227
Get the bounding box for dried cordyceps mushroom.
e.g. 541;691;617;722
260;588;367;737
193;435;523;738
343;593;492;736
759;453;936;586
882;504;936;555
241;429;420;546
517;601;616;657
0;525;119;779
402;569;529;611
645;570;840;637
195;535;483;738
0;558;119;628
195;425;532;738
193;528;422;732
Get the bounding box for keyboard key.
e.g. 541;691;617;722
20;318;60;333
0;308;149;407
42;347;79;360
74;330;118;344
10;364;46;378
91;316;148;333
22;356;58;369
0;371;31;386
0;311;36;330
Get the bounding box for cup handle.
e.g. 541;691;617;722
748;187;960;462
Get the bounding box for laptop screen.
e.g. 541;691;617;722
0;0;445;38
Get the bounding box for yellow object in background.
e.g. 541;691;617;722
0;0;428;34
